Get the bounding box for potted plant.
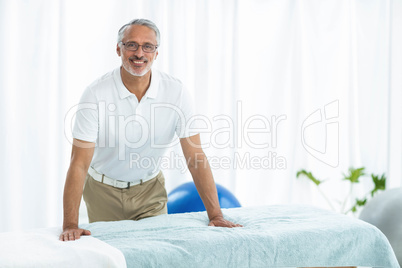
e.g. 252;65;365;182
296;167;386;214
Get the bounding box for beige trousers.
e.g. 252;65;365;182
83;171;168;223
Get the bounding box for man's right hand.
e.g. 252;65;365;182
59;227;91;241
60;139;95;242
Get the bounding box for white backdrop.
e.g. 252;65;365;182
0;0;401;232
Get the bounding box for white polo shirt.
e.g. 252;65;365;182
73;67;198;182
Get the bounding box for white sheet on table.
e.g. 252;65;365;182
0;227;126;268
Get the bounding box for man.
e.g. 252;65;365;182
59;19;241;241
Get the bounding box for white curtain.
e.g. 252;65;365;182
0;0;400;232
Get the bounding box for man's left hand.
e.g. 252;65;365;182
208;215;243;228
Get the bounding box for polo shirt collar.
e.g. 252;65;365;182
145;70;159;99
113;67;159;100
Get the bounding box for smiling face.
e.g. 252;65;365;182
116;25;158;77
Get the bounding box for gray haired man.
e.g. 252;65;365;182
60;19;242;241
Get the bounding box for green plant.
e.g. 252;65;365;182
296;167;386;214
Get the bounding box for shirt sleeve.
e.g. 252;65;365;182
72;87;99;142
175;87;201;138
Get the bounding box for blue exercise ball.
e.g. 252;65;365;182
167;182;241;214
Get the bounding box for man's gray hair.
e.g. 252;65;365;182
117;19;160;45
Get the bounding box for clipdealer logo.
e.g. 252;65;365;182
301;100;339;167
64;101;288;170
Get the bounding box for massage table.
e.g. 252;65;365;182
0;205;399;267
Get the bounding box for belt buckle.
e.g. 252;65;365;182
113;179;130;189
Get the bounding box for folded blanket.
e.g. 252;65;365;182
82;205;400;268
0;227;126;268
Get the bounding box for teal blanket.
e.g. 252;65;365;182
82;205;399;268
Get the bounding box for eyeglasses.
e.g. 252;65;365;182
120;42;158;53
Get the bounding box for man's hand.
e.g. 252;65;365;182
60;139;95;242
180;135;243;229
208;215;243;228
59;227;91;241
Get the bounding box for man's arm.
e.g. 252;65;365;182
59;139;95;241
180;134;242;228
